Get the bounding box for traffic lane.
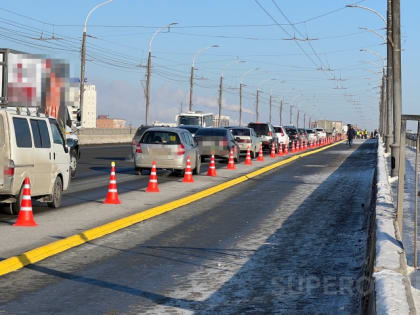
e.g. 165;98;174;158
0;148;245;216
0;141;376;313
0;140;288;258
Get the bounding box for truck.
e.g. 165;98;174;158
176;111;230;127
176;111;214;127
315;120;343;136
0;48;80;177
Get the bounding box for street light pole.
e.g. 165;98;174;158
391;0;402;178
189;45;219;112
80;0;113;127
386;0;393;154
296;109;300;128
145;22;177;125
269;91;272;124
279;99;283;125
256;89;260;122
239;67;258;126
256;78;275;123
290;105;293;124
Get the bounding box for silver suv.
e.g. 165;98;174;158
0;108;70;214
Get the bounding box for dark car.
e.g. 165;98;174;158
177;125;202;137
298;128;309;143
194;128;240;162
247;122;278;152
284;125;299;146
131;125;153;157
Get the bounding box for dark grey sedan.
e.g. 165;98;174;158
194;128;239;162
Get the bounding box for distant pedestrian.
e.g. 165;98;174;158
374;129;378;138
347;124;356;147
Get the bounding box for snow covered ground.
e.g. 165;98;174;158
389;142;420;312
374;138;417;314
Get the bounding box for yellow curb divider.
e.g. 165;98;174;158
0;139;345;276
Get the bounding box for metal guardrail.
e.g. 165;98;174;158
398;116;420;267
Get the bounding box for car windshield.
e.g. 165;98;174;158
195;128;227;137
141;131;181;145
306;129;315;134
274;127;283;133
179;126;200;133
178;116;200;126
229;128;250;136
316;129;324;132
248;124;269;136
285;128;297;135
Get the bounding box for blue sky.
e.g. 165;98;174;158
0;0;419;130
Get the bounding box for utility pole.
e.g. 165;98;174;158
189;65;194;111
309;116;312;128
290;105;293;124
280;99;283;125
269;92;272;124
80;0;113;128
79;31;87;126
296;110;300;128
239;83;243;126
385;0;393;153
218;75;223;126
391;0;402;178
145;50;151;125
256;89;260;122
304;113;306;129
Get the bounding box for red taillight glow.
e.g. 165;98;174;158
219;139;228;147
177;144;186;155
269;131;273;136
4;160;14;176
136;144;142;153
239;138;251;143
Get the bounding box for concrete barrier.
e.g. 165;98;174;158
76;128;137;145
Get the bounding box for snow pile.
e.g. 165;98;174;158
374;138;413;314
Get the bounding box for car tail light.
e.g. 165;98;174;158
269;131;273;136
4;160;14;176
219;138;228;147
136;144;142;153
280;130;284;136
177;144;186;155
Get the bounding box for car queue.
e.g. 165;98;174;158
131;122;332;175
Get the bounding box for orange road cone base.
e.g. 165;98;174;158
104;193;121;204
14;212;37;227
146;185;159;192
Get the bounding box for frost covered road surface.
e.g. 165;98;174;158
0;140;377;314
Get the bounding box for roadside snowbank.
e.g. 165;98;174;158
374;138;415;314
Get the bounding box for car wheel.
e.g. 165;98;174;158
47;176;63;209
193;155;201;175
134;167;141;175
70;150;77;178
172;169;185;177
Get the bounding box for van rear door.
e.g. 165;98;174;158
0;113;7;188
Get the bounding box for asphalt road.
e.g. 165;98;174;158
0;144;242;215
0;140;377;314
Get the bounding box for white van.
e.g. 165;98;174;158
0;108;70;214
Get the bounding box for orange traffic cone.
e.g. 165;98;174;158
227;148;236;170
257;145;264;161
146;161;159;192
278;143;283;156
14;177;37;227
207;155;217;176
270;142;276;158
104;161;121;204
291;141;296;153
183;155;194;183
245;146;252;165
284;143;289;154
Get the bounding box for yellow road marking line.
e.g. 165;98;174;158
0;140;345;276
